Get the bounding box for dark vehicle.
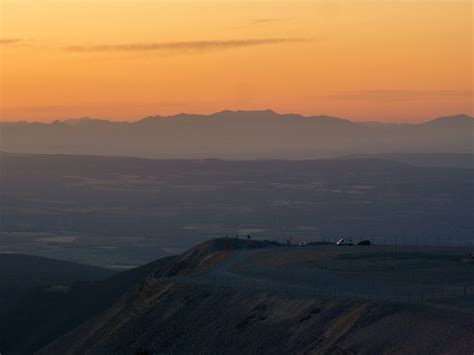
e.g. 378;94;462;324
358;240;372;246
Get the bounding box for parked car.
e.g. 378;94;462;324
336;238;353;246
299;241;307;247
357;240;371;246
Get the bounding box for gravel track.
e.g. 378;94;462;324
188;245;474;310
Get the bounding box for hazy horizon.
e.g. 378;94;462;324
2;110;473;160
1;0;472;122
1;109;473;124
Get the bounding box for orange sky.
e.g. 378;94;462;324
0;0;472;122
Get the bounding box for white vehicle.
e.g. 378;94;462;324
299;241;307;247
336;238;353;246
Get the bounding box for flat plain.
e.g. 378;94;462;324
1;152;473;267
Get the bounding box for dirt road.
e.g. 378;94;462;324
189;245;474;310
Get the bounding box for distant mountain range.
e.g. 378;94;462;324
1;110;473;159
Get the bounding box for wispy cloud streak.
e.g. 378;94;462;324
64;38;307;53
0;38;25;46
252;18;289;24
325;90;474;102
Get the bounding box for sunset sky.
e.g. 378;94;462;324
0;0;472;122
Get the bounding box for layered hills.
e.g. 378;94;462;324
1;111;473;159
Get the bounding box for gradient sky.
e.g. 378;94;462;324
0;0;472;122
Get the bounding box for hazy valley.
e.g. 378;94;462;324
1;152;473;268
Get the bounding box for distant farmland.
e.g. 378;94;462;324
1;152;473;267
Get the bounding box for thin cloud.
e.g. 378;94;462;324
0;38;25;46
64;38;307;54
325;90;474;102
252;18;290;24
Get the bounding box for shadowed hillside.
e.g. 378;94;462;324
0;253;115;290
0;239;473;354
41;284;474;355
0;255;176;355
0;253;116;313
28;239;474;355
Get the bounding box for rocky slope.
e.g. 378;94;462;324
39;239;474;354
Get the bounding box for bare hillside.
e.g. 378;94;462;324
40;239;474;355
